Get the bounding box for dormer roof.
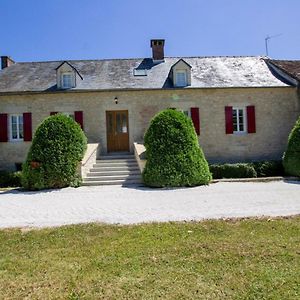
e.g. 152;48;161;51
55;61;83;80
171;58;192;69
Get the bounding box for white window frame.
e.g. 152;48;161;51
232;107;247;134
175;71;187;87
61;73;73;89
9;114;24;141
61;112;75;120
169;108;191;118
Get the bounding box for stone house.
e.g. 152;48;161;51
0;39;299;172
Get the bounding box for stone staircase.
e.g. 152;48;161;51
82;154;142;186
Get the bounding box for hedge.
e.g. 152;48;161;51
0;171;22;188
209;160;284;179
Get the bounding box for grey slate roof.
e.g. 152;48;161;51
0;56;290;93
267;59;300;83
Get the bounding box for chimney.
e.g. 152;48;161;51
1;56;15;69
150;39;165;61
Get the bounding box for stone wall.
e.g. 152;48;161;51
0;87;299;169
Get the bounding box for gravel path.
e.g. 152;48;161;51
0;181;300;229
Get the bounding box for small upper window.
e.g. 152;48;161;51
10;114;23;141
232;107;246;133
176;71;187;87
62;73;73;89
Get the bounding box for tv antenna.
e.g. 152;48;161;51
265;34;282;56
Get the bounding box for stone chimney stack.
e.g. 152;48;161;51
150;39;165;61
1;56;15;69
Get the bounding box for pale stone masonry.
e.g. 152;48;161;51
1;40;300;170
0;86;299;170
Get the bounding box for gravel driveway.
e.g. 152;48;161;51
0;181;300;229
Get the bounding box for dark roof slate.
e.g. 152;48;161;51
0;56;290;93
268;59;300;82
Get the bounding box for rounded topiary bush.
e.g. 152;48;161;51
142;109;211;187
283;117;300;176
22;114;87;190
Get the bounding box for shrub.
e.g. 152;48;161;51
0;171;22;188
283;117;300;176
22;114;87;190
209;163;257;179
250;160;283;177
142;109;211;187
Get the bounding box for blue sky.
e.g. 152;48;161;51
1;0;300;62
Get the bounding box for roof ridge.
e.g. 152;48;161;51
14;55;265;64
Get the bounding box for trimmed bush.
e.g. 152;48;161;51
0;171;22;188
22;114;87;190
251;160;283;177
209;163;257;179
283;117;300;176
142;109;211;187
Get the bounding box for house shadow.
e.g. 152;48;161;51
283;178;300;185
135;58;163;70
45;84;58;91
0;187;66;196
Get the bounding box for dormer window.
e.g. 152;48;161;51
175;71;187;87
169;59;192;88
55;61;83;90
62;73;73;89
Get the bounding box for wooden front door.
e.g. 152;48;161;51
106;110;129;152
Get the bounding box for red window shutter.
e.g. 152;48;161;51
74;111;84;130
191;107;200;135
50;112;58;115
23;112;32;141
247;105;256;133
0;113;8;142
225;106;233;134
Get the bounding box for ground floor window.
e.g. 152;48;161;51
232;107;246;133
10;114;24;141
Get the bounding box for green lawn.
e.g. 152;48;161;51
0;217;299;299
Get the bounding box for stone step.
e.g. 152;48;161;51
82;179;142;186
87;170;141;176
99;155;135;160
93;161;137;167
96;159;136;163
90;165;139;171
84;174;141;181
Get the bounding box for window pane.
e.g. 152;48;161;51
107;113;113;133
232;109;238;132
19;116;24;139
12;125;18;139
176;72;187;86
121;113;127;133
238;110;244;131
62;74;72;88
11;116;17;125
116;113;122;133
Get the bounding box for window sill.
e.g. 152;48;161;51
233;131;247;136
9;139;24;143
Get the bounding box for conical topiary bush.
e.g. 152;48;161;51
142;109;211;187
283;116;300;176
22;114;87;190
